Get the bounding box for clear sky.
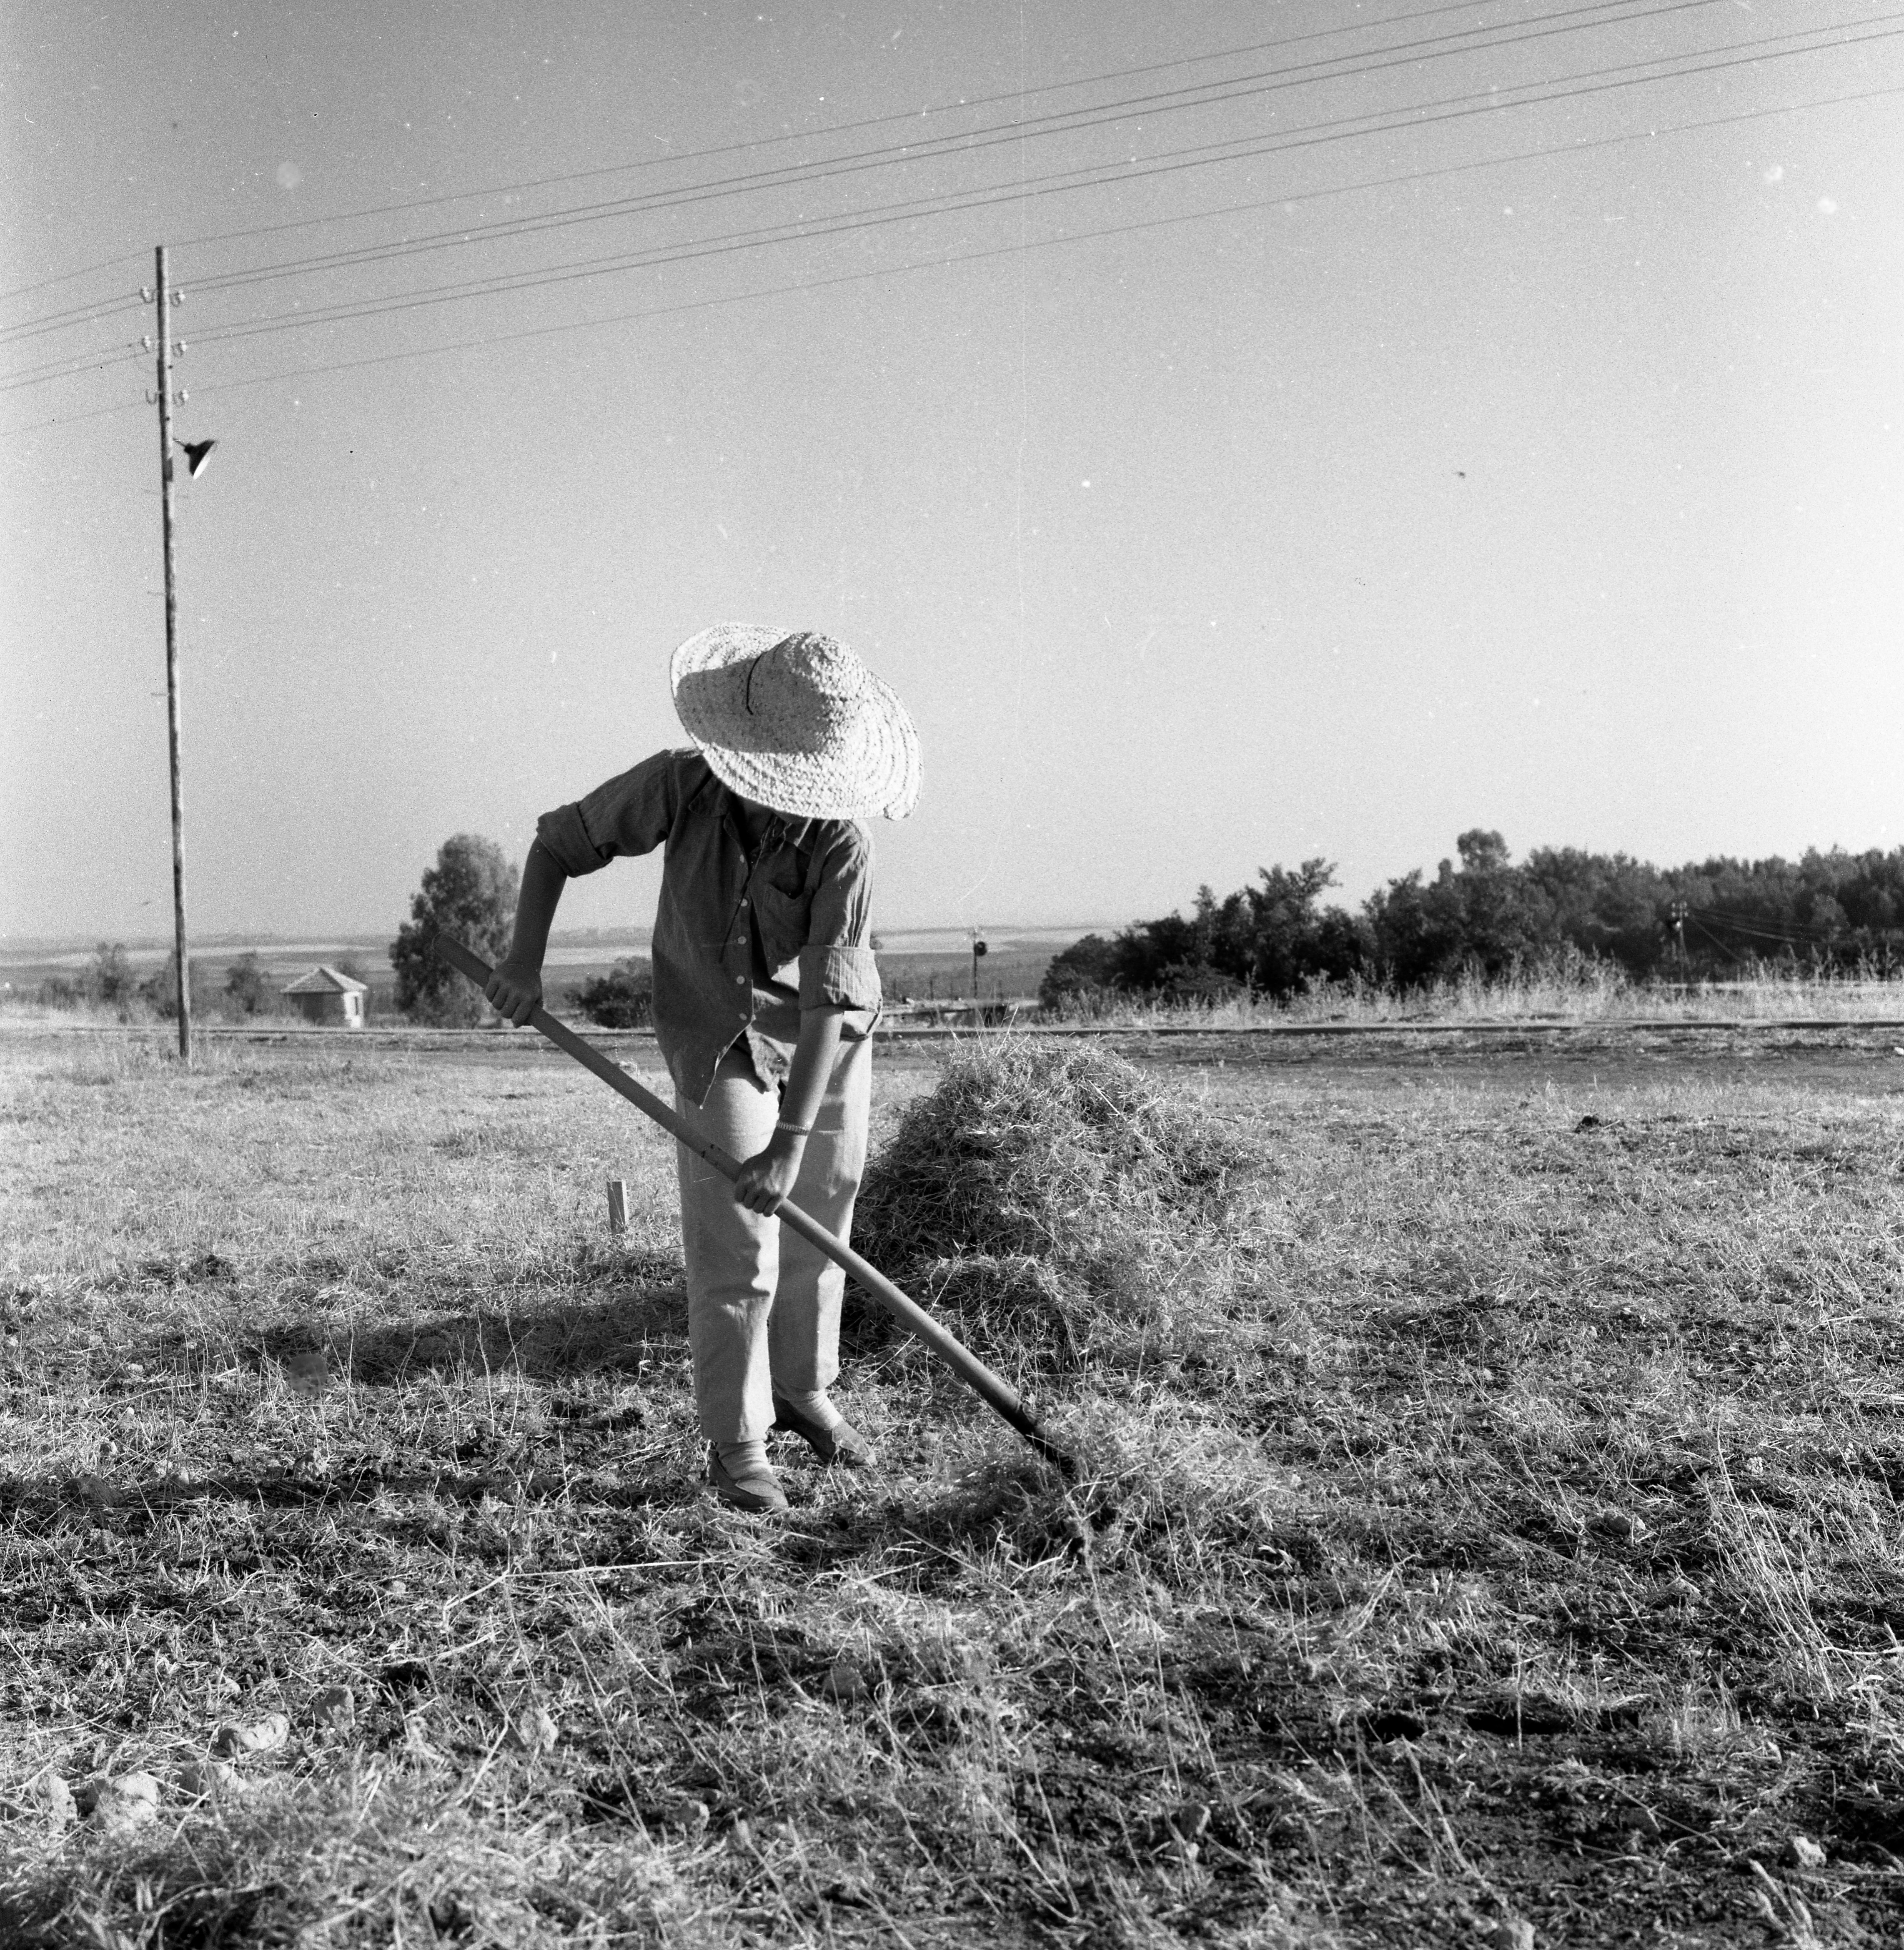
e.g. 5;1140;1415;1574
3;1;1901;943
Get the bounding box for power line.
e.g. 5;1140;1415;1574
0;248;143;313
8;1;1597;333
1686;910;1856;956
0;342;142;396
0;339;138;389
191;13;1900;351
195;0;1702;296
0;394;146;439
1686;915;1743;961
5;58;1894;432
166;78;1901;409
1689;905;1839;944
185;17;1904;354
0;292;146;351
168;0;1642;255
191;0;1725;300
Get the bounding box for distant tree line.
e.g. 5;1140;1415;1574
1040;832;1904;1009
34;944;366;1020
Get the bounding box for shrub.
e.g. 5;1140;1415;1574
92;942;135;1006
1036;933;1120;1013
1061;862;1377;1012
1155;964;1245;1006
225;952;273;1016
571;959;653;1028
138;956;214;1021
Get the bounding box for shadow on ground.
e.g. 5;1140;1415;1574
100;1247;696;1387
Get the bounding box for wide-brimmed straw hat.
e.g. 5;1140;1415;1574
669;624;920;821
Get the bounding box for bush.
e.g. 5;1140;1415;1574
1364;830;1551;987
1197;859;1372;996
225;952;273;1016
571;959;653;1028
138;956;214;1021
1058;863;1377;1012
1155;964;1245;1006
1037;934;1121;1013
390;835;519;1024
92;942;135;1006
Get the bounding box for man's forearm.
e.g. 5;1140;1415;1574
778;1006;847;1131
506;837;569;970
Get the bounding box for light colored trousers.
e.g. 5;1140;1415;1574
674;1035;872;1444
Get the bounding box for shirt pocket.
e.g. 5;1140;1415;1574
750;878;813;972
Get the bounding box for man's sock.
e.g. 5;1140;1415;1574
776;1386;844;1432
714;1436;774;1480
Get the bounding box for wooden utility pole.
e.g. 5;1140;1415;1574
153;245;191;1062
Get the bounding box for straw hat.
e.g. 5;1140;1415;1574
669;624;920;821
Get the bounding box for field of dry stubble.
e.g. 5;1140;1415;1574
3;1025;1904;1949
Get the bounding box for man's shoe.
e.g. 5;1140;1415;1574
772;1395;875;1468
707;1444;789;1515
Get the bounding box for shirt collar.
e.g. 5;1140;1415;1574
712;776;814;852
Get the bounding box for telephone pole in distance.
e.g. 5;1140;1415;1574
152;245;191;1062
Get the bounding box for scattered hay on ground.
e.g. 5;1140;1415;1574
851;1040;1265;1365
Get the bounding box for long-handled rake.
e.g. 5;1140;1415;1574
438;936;1077;1476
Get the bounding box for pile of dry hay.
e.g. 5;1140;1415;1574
852;1040;1263;1366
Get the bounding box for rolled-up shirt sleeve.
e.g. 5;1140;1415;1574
800;943;880;1011
535;749;683;879
798;827;882;1011
534;802;604;879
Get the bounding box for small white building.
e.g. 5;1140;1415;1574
282;965;368;1027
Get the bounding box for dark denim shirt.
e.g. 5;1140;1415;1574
536;749;880;1104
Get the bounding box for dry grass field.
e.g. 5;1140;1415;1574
3;1025;1903;1947
1074;965;1904;1030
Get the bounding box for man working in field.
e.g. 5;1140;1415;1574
483;627;919;1515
